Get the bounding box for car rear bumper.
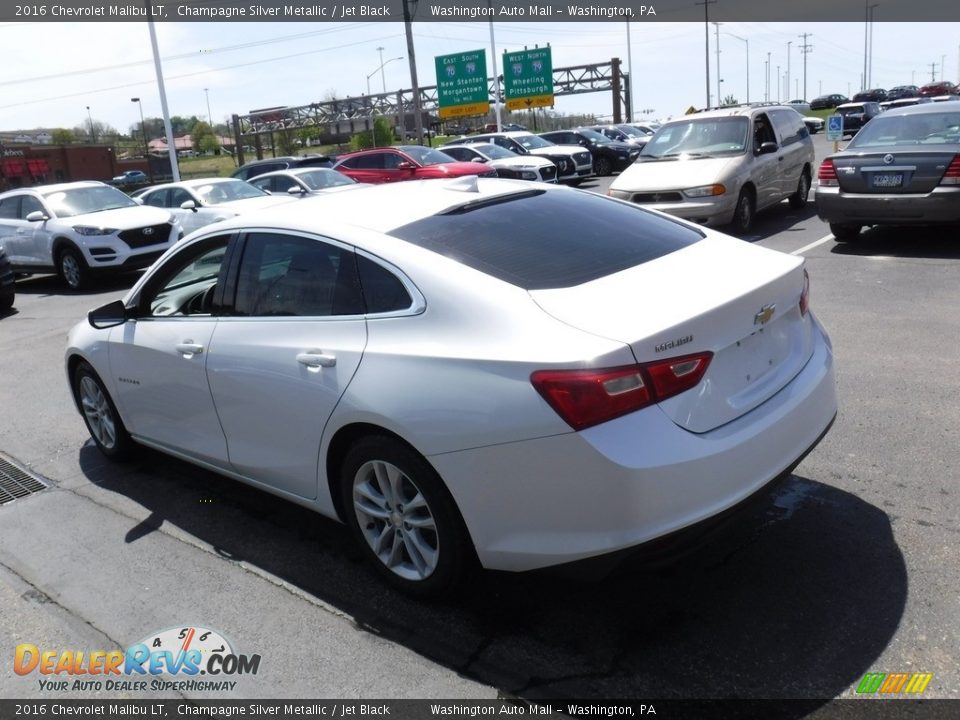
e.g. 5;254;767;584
816;185;960;224
431;318;836;572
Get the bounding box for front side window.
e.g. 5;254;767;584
169;188;195;207
20;195;46;218
0;197;18;219
142;189;168;208
141;236;230;317
234;233;363;317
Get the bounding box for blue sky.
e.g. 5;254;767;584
1;20;958;134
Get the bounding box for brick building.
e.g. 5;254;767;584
0;145;121;190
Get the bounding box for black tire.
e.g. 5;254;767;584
830;223;863;242
0;290;13;312
594;156;613;176
72;361;135;460
340;436;473;597
58;246;90;291
730;188;756;234
789;171;811;209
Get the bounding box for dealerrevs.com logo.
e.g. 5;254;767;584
14;625;261;693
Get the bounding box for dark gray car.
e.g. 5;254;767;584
816;101;960;241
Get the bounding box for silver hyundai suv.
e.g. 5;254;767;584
0;181;181;290
608;105;815;233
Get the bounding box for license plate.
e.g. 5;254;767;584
872;173;903;188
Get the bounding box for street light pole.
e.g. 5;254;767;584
131;97;152;182
366;54;404;147
713;22;722;106
725;31;749;104
86;106;95;143
204;88;213;127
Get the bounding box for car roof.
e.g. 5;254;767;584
685;104;797;120
191;178;562;238
0;180;105;198
878;99;960;116
140;177;237;192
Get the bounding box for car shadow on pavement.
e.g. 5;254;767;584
740;203;822;243
80;444;906;704
829;225;960;259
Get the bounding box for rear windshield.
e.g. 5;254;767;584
849;110;960;147
388;189;703;290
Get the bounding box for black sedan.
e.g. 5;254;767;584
538;128;639;176
810;93;849;110
853;88;888;103
815;101;960;241
887;85;920;100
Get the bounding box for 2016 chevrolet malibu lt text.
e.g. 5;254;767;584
66;177;837;596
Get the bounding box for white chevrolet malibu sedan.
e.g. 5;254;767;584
66;177;836;596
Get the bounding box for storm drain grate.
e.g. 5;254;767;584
0;454;49;506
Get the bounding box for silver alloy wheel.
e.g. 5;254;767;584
61;253;82;289
352;459;439;581
79;376;117;449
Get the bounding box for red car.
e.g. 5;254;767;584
919;81;958;97
333;146;496;184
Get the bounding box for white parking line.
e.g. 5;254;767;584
791;233;834;255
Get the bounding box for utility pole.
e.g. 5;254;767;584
862;1;869;90
765;52;771;101
929;62;938;81
867;5;878;87
798;33;812;101
941;54;946;81
777;65;781;102
787;41;792;101
713;22;722;105
402;0;423;144
695;0;717;108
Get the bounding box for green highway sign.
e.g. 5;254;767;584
435;50;489;119
503;47;554;110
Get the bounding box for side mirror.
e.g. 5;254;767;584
287;186;307;195
180;200;198;212
471;157;487;163
25;210;48;222
758;141;779;155
397;161;416;170
88;299;130;329
132;197;145;205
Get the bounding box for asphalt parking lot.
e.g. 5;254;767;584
1;133;958;705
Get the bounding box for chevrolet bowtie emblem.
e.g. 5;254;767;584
754;304;776;326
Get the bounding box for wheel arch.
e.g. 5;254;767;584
52;236;79;261
324;422;477;559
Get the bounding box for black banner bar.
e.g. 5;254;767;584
1;699;959;720
0;0;958;23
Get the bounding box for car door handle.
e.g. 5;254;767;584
175;342;204;357
297;351;336;368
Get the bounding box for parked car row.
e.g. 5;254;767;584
810;81;958;110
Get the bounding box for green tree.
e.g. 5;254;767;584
51;128;75;144
723;94;740;106
191;120;219;154
350;117;394;150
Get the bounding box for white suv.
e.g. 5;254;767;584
0;181;181;290
444;131;594;184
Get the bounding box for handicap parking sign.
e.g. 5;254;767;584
827;114;844;141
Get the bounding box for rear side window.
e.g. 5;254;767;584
388;190;703;290
357;254;412;314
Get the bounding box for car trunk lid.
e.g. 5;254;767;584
833;147;958;194
528;234;814;433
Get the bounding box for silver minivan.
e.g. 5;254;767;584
608;105;815;234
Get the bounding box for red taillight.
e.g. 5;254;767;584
817;159;839;187
940;155;960;185
800;268;810;316
531;352;713;431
